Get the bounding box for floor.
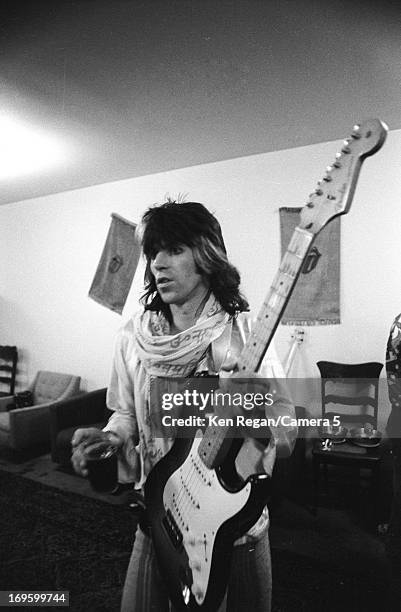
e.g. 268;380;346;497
0;450;136;506
0;446;394;610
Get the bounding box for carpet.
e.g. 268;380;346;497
0;469;136;611
0;469;391;612
269;489;390;612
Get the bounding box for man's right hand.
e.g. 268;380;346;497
71;428;113;477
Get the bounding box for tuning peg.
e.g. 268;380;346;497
306;202;314;208
351;124;361;139
315;187;323;195
340;137;352;154
332;160;341;168
323;174;332;182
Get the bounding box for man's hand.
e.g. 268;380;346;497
218;356;297;459
219;357;271;411
71;428;122;477
216;358;272;440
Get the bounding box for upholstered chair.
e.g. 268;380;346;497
0;370;81;451
49;388;111;466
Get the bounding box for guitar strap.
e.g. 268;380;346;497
211;318;234;372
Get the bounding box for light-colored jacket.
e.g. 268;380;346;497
104;312;297;486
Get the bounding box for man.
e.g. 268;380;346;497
72;200;296;611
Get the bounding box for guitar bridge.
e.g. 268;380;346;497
162;508;183;549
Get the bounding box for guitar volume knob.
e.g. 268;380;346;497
194;589;204;602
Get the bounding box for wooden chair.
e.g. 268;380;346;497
312;361;385;522
317;360;383;428
0;346;18;397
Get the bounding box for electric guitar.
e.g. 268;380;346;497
144;119;388;611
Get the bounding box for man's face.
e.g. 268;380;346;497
150;244;208;306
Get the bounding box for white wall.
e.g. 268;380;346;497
1;129;400;429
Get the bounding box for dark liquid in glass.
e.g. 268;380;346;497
85;444;118;493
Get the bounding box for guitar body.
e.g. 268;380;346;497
144;432;271;611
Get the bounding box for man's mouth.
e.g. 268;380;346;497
157;276;173;287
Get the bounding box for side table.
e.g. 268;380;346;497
312;439;385;522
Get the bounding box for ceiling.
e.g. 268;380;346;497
2;0;401;205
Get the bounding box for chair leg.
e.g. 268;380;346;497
323;463;329;490
312;456;320;515
371;464;381;526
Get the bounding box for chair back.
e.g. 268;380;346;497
31;371;81;405
0;346;18;396
316;360;383;428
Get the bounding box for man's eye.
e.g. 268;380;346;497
170;246;183;255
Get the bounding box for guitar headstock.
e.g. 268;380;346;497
299;118;388;234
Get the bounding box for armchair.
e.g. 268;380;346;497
49;388;112;466
0;370;81;451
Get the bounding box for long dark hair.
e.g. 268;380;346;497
140;201;249;317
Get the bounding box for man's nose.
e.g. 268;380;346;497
152;251;168;269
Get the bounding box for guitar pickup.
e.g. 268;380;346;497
163;509;183;549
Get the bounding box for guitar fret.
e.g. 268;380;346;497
279;265;297;278
270;286;290;300
267;293;281;309
198;423;231;468
256;319;275;332
287;251;304;260
280;254;306;275
288;227;314;250
279;269;297;278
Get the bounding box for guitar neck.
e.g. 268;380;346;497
237;227;313;373
198;228;314;466
197;118;388;469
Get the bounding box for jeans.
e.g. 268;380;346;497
121;525;272;612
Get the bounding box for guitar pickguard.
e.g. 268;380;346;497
163;432;251;605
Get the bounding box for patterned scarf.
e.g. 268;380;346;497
133;293;230;377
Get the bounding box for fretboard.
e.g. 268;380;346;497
197;225;313;466
237;226;313;373
197;422;232;469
